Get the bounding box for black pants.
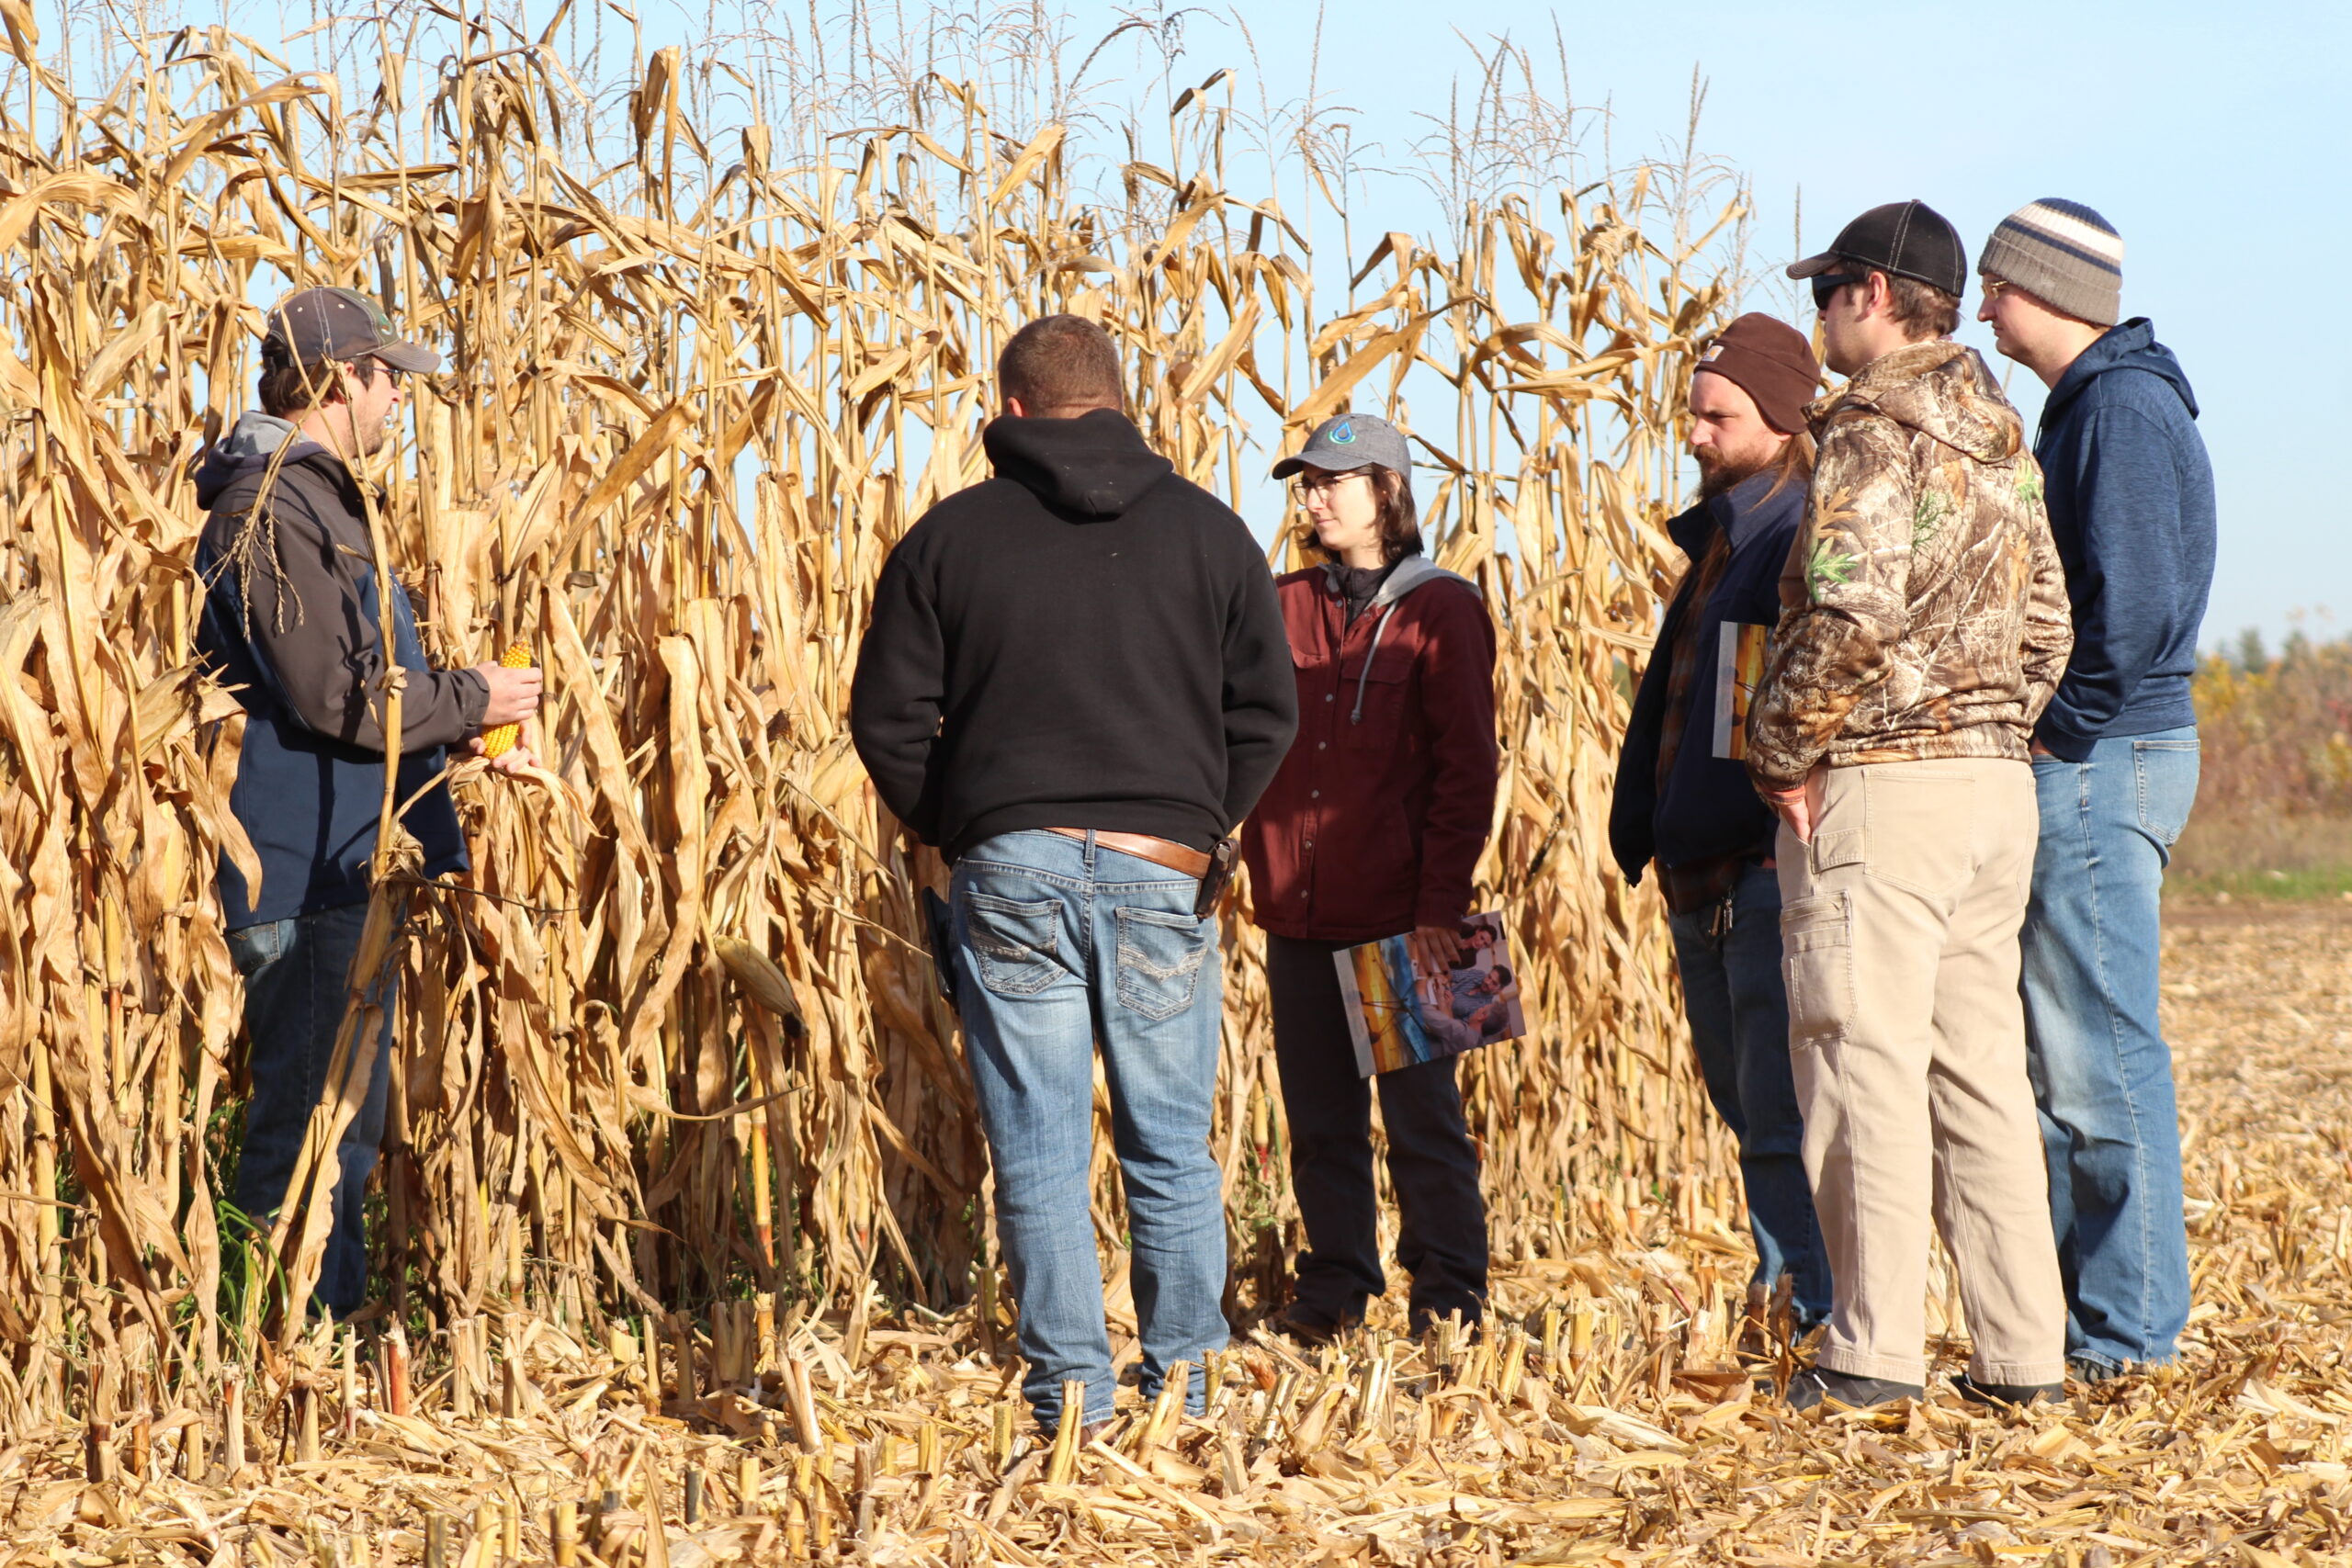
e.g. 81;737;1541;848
1266;933;1488;1331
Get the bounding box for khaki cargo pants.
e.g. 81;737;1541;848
1777;757;2066;1387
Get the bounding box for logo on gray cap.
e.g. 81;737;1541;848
1272;412;1409;479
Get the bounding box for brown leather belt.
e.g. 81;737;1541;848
1046;828;1212;879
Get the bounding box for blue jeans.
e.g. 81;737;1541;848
2022;726;2199;1372
1666;864;1832;1328
225;902;396;1319
953;831;1228;1431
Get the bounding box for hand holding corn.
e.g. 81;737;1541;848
469;640;542;770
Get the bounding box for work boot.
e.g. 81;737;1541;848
1783;1366;1923;1412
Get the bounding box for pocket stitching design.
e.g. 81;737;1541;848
963;892;1061;998
1114;907;1209;1021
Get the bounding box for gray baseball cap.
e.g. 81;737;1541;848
262;287;442;374
1271;412;1411;479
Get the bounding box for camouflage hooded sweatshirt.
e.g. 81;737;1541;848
1745;339;2073;793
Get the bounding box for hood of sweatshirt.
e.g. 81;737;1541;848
1365;551;1480;608
192;410;334;508
2040;317;2199;426
982;408;1176;520
1316;551;1480;610
1812;339;2023;465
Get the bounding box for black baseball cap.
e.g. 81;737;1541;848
1785;200;1967;298
261;287;442;374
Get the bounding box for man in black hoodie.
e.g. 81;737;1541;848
195;288;540;1317
852;315;1295;1437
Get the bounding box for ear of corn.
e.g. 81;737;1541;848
478;641;534;759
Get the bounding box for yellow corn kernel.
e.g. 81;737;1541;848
480;639;532;758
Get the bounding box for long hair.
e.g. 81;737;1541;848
1758;428;1817;504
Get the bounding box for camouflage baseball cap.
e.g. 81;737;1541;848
261;287;441;374
1271;412;1412;479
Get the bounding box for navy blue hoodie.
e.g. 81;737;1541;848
194;412;481;926
2030;319;2216;761
1611;468;1804;887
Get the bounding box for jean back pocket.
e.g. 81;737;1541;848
1114;906;1211;1021
2132;737;2200;849
962;891;1064;997
225;919;291;980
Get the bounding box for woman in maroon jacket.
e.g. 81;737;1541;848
1241;412;1501;1342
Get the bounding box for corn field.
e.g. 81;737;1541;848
0;9;1748;1422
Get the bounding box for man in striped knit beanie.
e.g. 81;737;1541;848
1977;199;2217;1385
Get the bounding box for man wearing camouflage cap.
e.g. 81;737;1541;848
194;287;542;1318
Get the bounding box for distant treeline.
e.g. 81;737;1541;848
2174;633;2352;893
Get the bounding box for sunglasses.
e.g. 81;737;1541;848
1810;273;1862;311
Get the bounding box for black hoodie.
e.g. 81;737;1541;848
851;409;1297;859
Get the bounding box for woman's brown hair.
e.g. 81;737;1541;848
1298;464;1422;565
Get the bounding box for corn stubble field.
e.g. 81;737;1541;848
1;9;2348;1565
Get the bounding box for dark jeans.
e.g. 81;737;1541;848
1265;932;1487;1333
1665;863;1831;1327
226;902;395;1319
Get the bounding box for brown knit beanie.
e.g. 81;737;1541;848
1693;313;1819;435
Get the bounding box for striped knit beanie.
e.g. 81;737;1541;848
1977;199;2123;327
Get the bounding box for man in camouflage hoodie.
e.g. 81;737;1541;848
1749;202;2075;1411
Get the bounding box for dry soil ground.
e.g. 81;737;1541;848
2;899;2347;1568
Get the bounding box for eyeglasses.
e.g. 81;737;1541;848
1292;470;1366;501
1980;276;2018;303
1810;273;1862;311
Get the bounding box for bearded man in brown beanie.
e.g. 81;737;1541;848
1611;312;1832;1346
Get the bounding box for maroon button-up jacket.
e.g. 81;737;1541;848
1241;557;1500;943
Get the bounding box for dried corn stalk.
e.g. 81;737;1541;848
0;20;1740;1408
